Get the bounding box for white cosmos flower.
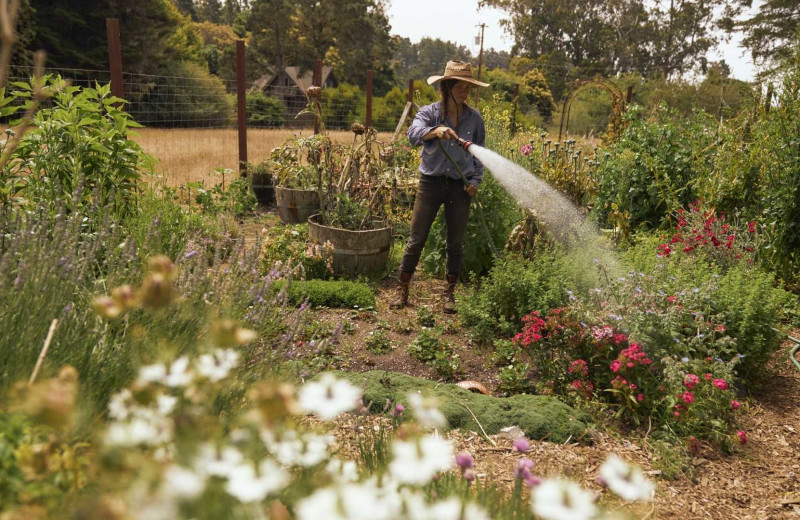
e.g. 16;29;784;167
162;464;206;498
389;435;453;486
261;429;332;467
108;389;133;420
599;454;655;501
156;393;178;416
532;479;597;520
195;444;246;478
297;374;362;420
407;392;447;429
197;349;240;382
137;363;167;386
427;498;490;520
295;482;393;520
326;457;360;483
105;413;173;447
164;356;193;387
224;458;288;503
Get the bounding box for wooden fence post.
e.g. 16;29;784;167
106;19;124;105
366;69;373;128
408;78;414;103
313;59;322;134
236;40;247;177
626;86;633;104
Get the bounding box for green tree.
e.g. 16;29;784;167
30;0;204;73
725;0;800;74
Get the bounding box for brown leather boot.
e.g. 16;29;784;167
443;273;458;314
389;270;413;309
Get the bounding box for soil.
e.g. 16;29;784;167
250;208;800;519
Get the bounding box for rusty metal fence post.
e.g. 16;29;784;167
236;40;247;176
366;69;373;128
106;19;124;105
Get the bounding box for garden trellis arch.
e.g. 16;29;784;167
558;77;627;142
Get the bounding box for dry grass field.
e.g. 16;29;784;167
133;128;395;187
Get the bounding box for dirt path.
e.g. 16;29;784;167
251;211;800;518
325;279;800;518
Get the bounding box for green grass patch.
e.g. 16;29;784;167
274;279;375;309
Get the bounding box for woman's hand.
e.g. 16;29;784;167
423;126;459;141
464;184;478;198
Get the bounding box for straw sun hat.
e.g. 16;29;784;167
426;60;490;87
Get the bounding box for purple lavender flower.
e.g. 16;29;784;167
513;438;531;452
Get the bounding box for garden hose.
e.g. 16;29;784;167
770;327;800;374
436;140;500;257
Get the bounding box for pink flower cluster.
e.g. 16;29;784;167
513;311;547;346
569;359;589;377
656;202;757;259
520;143;533;156
618;342;653;368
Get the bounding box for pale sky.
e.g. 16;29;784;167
387;0;758;81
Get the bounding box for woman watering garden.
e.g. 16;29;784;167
390;60;489;313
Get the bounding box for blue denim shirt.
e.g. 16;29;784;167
407;102;485;187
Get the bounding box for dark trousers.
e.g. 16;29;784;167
400;175;471;276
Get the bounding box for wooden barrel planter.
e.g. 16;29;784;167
274;187;320;224
250;172;275;206
307;214;392;276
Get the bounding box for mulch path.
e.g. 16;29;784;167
249;208;800;518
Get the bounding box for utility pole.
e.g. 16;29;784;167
474;22;486;105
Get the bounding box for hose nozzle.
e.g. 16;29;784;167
455;137;474;152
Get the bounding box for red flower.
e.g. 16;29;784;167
731;400;741;410
713;378;728;390
681;391;694;404
737;430;747;444
684;374;699;389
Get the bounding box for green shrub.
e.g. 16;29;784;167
322;83;362;130
458;252;571;343
275;279;375;309
126;61;233;128
713;264;789;384
246;91;287;127
592;104;715;230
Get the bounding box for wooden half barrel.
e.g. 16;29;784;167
250;172;275;206
307;214;392;276
274;187;320;224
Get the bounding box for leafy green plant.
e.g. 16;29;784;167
10;78;154;214
458;252;571;344
259;224;334;280
408;327;444;363
364;328;392;355
416;305;436;328
592;104;715;230
497;362;532;396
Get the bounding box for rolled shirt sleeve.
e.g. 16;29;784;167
407;102;486;187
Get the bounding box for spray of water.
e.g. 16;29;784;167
467;143;619;285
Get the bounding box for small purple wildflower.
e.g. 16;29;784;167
391;403;404;417
184;250;199;259
455;452;474;470
513;438;530;453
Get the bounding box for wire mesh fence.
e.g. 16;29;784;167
4;61;405;186
7;65;391;132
